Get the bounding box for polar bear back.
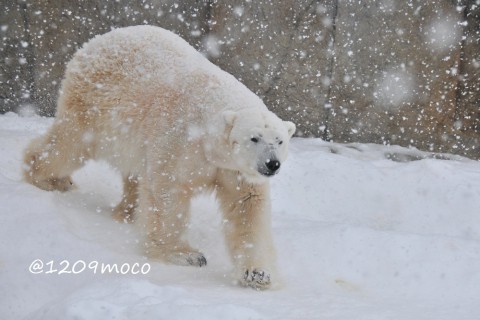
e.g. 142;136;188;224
59;25;267;120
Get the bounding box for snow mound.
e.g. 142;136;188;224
2;113;480;319
27;280;263;320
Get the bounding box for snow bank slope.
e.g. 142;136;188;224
1;113;480;320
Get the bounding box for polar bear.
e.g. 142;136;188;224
23;26;295;289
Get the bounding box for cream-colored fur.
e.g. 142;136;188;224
23;26;295;289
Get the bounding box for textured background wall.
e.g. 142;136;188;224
1;0;479;158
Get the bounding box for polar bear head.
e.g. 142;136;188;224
219;108;296;183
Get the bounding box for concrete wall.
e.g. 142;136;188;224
1;0;479;158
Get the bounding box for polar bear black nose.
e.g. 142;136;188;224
266;159;281;173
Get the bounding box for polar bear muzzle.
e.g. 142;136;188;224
258;158;281;176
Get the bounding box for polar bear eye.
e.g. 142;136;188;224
279;141;283;145
251;137;259;143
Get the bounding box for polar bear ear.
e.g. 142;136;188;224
223;110;237;126
284;121;296;137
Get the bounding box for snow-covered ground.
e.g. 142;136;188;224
2;112;480;319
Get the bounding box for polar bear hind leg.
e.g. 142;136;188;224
23;120;90;192
112;175;139;223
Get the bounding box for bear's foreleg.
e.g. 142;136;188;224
136;181;207;267
216;170;277;290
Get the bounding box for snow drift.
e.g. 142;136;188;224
1;113;480;319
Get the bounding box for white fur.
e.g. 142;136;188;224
23;26;295;289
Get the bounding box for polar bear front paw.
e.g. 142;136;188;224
30;176;74;192
146;242;207;267
167;251;207;267
242;269;271;290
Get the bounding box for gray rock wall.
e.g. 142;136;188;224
1;0;479;158
1;0;211;115
328;1;464;151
